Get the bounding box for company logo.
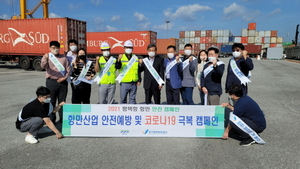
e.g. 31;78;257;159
120;130;129;135
108;37;123;49
142;129;168;135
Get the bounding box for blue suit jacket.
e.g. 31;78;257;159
164;57;183;89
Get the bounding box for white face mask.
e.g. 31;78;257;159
70;46;77;52
184;50;192;56
167;53;174;59
208;57;216;62
232;51;241;58
103;51;110;57
43;98;51;103
125;48;132;54
148;52;155;57
51;49;60;55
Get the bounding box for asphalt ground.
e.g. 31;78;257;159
0;57;299;169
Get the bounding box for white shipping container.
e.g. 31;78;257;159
271;37;277;43
224;30;230;37
255;37;262;44
189;31;195;38
263;44;270;48
201;30;206;37
248;37;255;43
223;36;229;43
212;30;218;37
217;30;224;37
277;37;283;44
185;31;189;38
179;44;185;50
195;37;200;43
265;31;271;37
200;44;206;50
217;37;223;43
234;37;241;43
179;38;185;44
184;37;190;44
190;38;195;44
276;44;283;47
259;31;265;37
248;30;256;37
264;37;271;43
255;31;259;37
242;29;248;37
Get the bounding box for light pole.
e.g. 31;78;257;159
166;20;170;38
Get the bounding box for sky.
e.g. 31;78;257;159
0;0;299;42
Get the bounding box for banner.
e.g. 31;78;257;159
62;104;225;137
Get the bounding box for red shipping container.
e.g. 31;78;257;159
0;18;86;56
262;37;265;44
270;44;277;47
241;37;248;44
87;31;157;55
243;44;262;54
156;38;178;55
206;30;212;37
179;50;184;54
205;37;212;43
271;31;278;37
194;43;200;51
248;23;256;30
179;31;185;38
200;37;206;43
195;31;201;37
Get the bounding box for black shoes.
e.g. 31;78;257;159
240;137;256;146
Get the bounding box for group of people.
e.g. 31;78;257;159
15;40;266;146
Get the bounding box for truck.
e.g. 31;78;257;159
0;17;86;70
86;31;157;57
220;44;262;58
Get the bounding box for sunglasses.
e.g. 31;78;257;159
233;50;240;52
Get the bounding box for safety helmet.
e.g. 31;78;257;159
124;40;133;47
100;42;110;50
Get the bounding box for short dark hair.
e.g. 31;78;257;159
49;41;60;48
232;43;245;51
36;86;50;97
207;47;219;54
198;50;208;63
184;43;192;48
68;39;78;45
167;45;176;51
147;44;157;51
228;84;243;97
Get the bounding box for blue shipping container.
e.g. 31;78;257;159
221;45;233;53
229;36;234;43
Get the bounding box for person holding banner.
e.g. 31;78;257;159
180;44;198;105
221;84;266;146
195;50;208;105
225;43;253;96
164;45;183;105
71;48;95;104
115;40;142;104
94;42;118;104
15;86;64;144
200;47;225;105
41;41;70;123
139;44;165;104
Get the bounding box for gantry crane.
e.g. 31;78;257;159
13;0;51;19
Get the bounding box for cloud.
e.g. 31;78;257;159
0;14;10;19
125;28;133;31
153;22;174;30
106;25;118;31
49;13;61;18
164;4;213;21
111;15;121;22
134;12;149;22
68;3;82;10
222;3;260;21
268;8;281;17
90;0;101;5
94;17;104;24
139;22;151;30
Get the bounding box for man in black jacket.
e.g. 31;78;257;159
139;44;165;104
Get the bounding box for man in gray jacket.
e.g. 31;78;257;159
180;44;198;105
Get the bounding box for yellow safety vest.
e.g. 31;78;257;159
98;56;116;84
120;54;139;82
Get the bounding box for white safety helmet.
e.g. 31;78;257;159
124;40;133;47
100;42;110;50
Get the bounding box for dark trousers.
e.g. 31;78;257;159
46;78;68;122
145;86;161;104
166;80;180;105
181;87;194;105
19;117;44;136
73;82;91;104
199;89;205;105
230;117;264;139
70;82;76;103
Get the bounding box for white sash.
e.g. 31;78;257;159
73;60;93;85
230;58;251;85
229;112;266;144
48;53;65;76
143;58;165;86
165;59;177;77
182;56;196;70
204;94;208;106
203;61;224;78
18;98;53;121
115;55;138;83
94;57;116;84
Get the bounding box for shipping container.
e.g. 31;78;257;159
217;30;224;37
200;44;206;50
220;44;233;54
189;38;195;44
184;37;190;44
185;31;189;38
87;31;157;55
270;44;277;48
0;17;86;70
189;31;195;38
205;37;212;43
244;44;262;54
223;37;229;44
179;44;184;50
212;30;218;37
277;37;283;44
217;37;223;43
242;29;248;37
270;37;277;43
276;44;283;47
248;23;256;30
248;30;256;37
179;31;185;38
248;37;255;44
211;37;217;43
195;37;200;43
271;30;278;37
255;37;263;44
265;31;271;37
200;37;206;43
263;44;270;48
259;31;265;37
195;31;201;37
229;36;235;43
179;38;185;44
241;37;248;44
156;38;178;55
206;30;212;37
201;30;206;37
194;43;200;51
264;37;271;43
234;37;241;43
224;30;231;37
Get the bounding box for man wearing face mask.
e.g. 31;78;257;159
180;44;198;105
225;43;253;97
115;40;142;104
94;42;118;104
139;44;165;104
200;47;225;105
66;39;78;103
41;41;70;123
164;45;182;105
15;86;64;144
